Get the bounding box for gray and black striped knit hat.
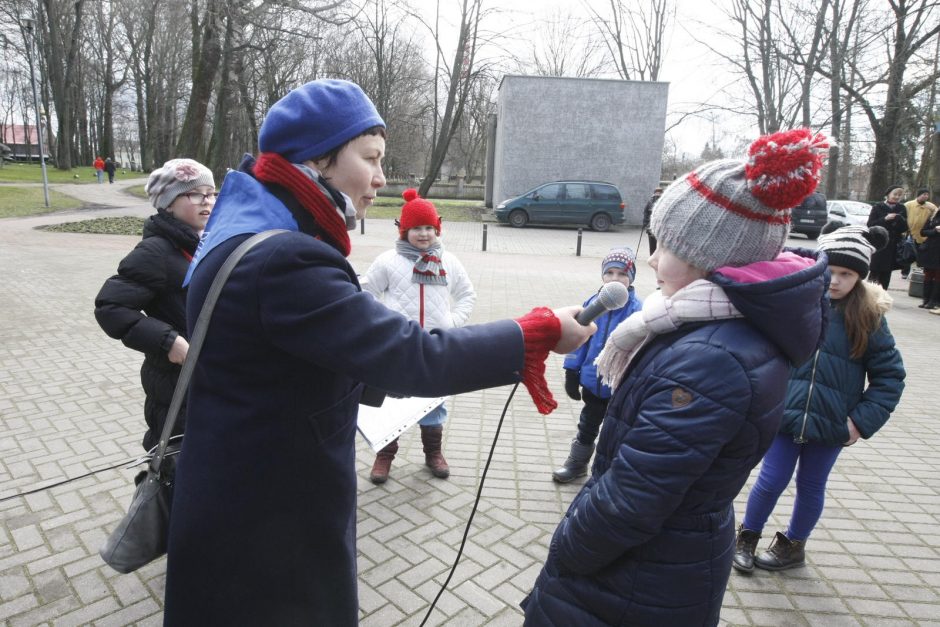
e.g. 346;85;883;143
650;128;829;272
145;159;215;210
817;221;889;277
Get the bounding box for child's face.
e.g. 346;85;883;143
828;265;860;300
407;225;439;250
648;247;707;297
603;267;632;290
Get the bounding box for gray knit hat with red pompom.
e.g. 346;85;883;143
650;128;829;272
145;159;215;210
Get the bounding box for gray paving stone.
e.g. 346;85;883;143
3;189;940;625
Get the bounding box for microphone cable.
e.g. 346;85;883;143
0;436;183;504
419;381;519;626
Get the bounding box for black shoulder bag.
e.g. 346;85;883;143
99;230;286;573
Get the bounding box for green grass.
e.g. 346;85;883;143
0;186;82;217
38;216;145;235
126;184;147;199
0;162;104;184
369;196;486;222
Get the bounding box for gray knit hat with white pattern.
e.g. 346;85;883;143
650;128;829;272
145;159;215;210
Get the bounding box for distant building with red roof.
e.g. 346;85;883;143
0;124;53;161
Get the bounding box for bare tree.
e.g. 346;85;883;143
39;0;86;169
829;0;940;198
89;0;128;160
823;0;865;197
702;0;804;134
414;0;489;197
334;0;430;176
521;9;608;78
587;0;673;81
913;29;939;188
175;0;224;160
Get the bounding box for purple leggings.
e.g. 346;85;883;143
742;433;842;541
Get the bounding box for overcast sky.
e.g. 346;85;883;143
409;0;748;157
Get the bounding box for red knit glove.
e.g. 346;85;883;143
514;307;562;414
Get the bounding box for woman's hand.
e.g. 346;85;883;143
844;418;861;446
552;306;596;354
168;335;190;365
886;213;897;221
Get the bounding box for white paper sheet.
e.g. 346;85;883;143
357;396;446;452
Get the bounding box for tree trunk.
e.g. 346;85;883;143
175;0;223;160
206;9;239;179
420;0;480;197
41;0;86;170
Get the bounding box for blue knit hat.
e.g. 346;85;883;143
258;79;386;163
602;247;637;283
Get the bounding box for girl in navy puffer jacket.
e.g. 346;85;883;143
523;129;831;626
734;222;905;574
553;247;642;483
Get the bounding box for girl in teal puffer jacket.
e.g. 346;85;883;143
734;222;906;574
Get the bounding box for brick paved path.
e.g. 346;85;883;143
0;182;937;625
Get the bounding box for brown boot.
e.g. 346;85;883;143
754;531;806;571
420;426;450;478
731;525;761;573
370;439;399;484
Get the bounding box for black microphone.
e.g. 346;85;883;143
575;282;629;326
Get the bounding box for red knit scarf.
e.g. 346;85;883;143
253;152;351;257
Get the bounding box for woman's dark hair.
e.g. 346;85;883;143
311;125;386;168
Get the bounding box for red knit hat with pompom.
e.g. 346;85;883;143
398;188;442;238
650;128;828;271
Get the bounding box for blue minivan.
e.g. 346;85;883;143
494;181;625;231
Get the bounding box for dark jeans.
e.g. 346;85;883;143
741;433;842;541
575;389;609;446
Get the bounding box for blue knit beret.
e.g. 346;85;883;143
258;79;386;163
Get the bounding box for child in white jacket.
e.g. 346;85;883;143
363;189;475;483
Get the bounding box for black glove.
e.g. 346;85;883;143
564;370;581;401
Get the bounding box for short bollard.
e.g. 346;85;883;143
482;223;488;252
361;218;365;235
576;228;583;256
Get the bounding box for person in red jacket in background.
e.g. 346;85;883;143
93;156;105;183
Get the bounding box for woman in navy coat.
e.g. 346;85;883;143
162;80;593;626
523;129;830;626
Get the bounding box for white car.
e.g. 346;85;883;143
826;200;872;227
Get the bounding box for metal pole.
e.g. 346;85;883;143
482;223;487;251
360;217;365;234
576;228;583;256
23;18;49;208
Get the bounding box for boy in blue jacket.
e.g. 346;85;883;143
554;247;643;482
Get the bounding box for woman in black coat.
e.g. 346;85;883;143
94;159;215;450
921;209;940;310
866;185;908;289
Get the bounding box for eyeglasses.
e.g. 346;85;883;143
180;191;218;204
